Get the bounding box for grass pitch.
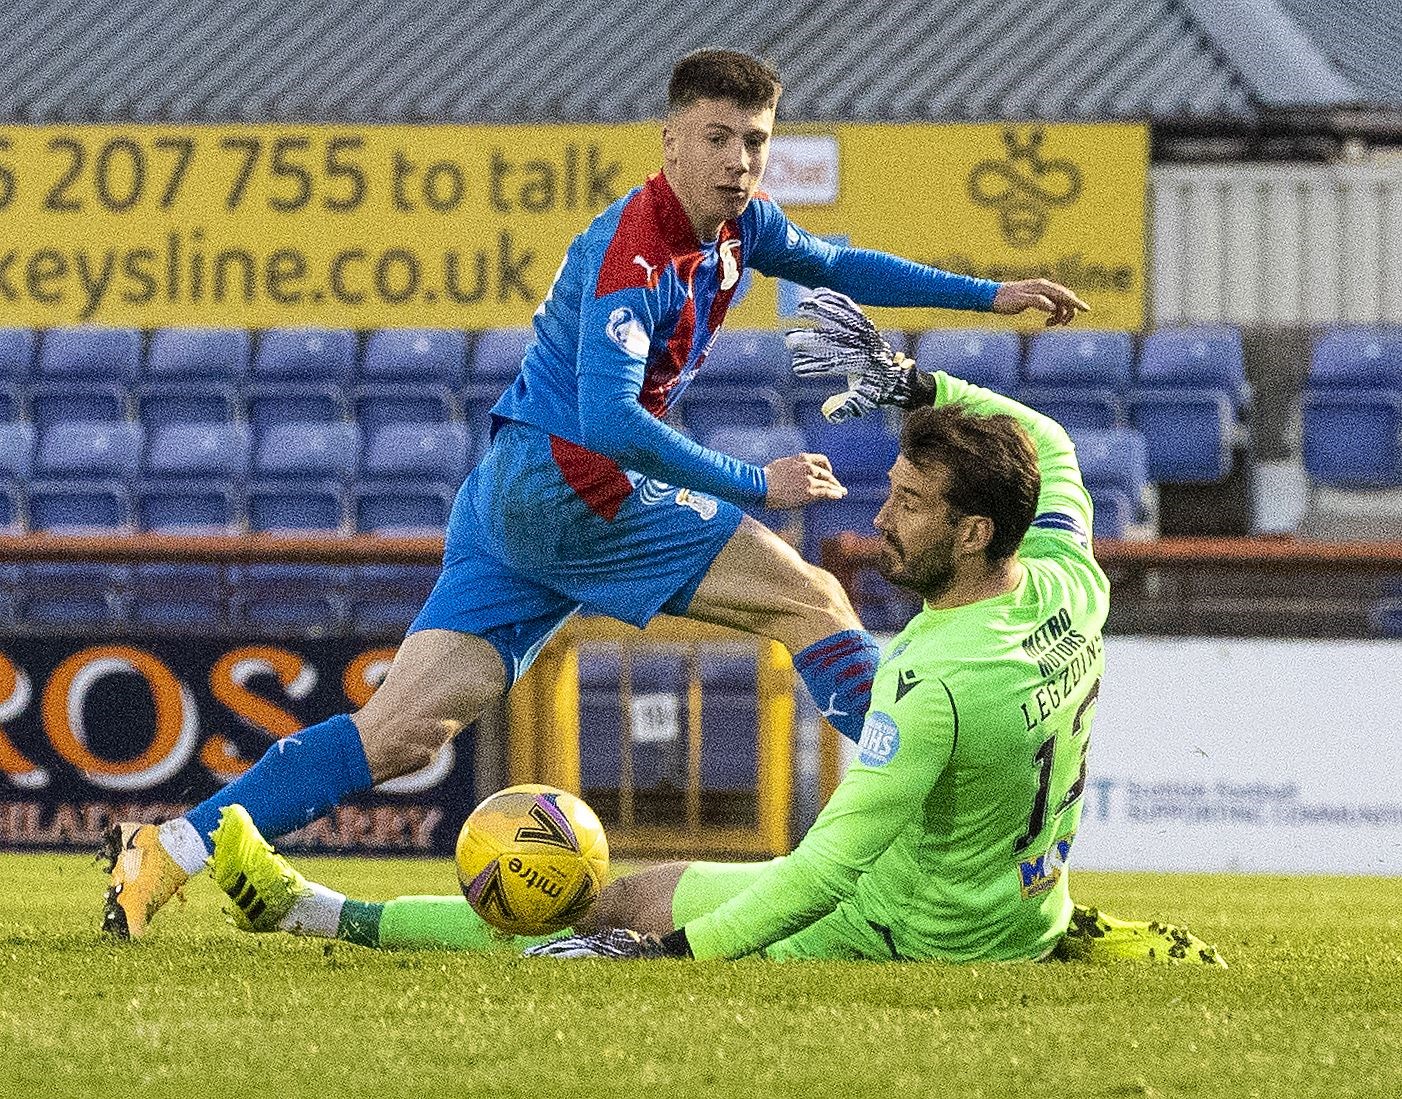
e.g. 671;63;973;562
1;854;1398;1099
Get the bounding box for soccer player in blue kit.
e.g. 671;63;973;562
101;48;1088;937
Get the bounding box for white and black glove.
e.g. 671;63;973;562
784;289;934;423
522;927;691;960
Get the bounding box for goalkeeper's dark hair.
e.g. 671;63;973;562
900;403;1040;563
669;50;782;112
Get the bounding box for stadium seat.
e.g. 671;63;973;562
29;382;130;430
1069;428;1148;504
704;425;806;468
132;563;227;632
1129;390;1234;482
246;383;349;430
253;421;360;481
1016;387;1122;430
1301;389;1402;487
804;416;899;479
228;564;350;636
253;328;357;384
675;384;784;441
361;422;471;484
146;329;251;381
22;563;131;632
35;421;143;479
0;329;36;380
1138;326;1249;409
578;644;626;800
37;327;141;383
26;480;133;532
352;383;457;431
801;482;887;561
0;422;36;479
1024;330;1134;388
347;564;438;635
0;482;21;533
915;329;1020;391
136;480;241;534
145;422;252;478
353;482;455;533
469;328;533;384
0;383;23;421
1087;488;1134;539
136;382;241;427
698;650;760;800
246;481;348;534
1309;326;1402;389
703;330;791;387
360;329;467;386
849;565;921;632
0;562;19;626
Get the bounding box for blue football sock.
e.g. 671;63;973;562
794;629;880;744
184;713;373;854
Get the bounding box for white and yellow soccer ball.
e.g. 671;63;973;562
455;784;609;936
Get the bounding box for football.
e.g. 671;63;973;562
454;784;609;936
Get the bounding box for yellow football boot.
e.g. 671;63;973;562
99;823;190;939
210;804;309;932
1055;903;1228;968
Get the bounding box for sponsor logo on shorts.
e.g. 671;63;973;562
1018;834;1075;898
675;489;717;520
857;711;900;767
606;306;651;361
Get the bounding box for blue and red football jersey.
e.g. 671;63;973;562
490;172;997;519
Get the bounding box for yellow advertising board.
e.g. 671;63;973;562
0;122;1145;330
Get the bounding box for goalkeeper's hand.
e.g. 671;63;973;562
784;289;922;423
523;927;687;960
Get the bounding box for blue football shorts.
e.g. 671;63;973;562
409;421;745;685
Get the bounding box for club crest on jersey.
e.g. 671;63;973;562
1018;835;1075;898
606;306;651;361
719;239;741;290
856;711;900;767
675;488;717;520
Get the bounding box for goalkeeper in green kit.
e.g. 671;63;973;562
208;291;1225;967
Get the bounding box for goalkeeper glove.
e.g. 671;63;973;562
784;288;936;422
523;927;692;960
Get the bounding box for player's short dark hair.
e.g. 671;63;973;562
669;50;782;112
900;403;1041;562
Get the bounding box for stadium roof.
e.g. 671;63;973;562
0;0;1395;125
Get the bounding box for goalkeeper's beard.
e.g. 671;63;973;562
877;532;958;604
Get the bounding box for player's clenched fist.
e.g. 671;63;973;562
763;453;847;509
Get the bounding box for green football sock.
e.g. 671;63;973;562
336;898;384;947
376;895;568;953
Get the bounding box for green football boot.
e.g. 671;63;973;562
1055;903;1228;968
210;804;309;932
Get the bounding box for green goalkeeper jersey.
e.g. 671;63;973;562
684;372;1110;962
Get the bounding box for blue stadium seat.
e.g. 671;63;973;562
253;421;360;481
136;480;240;534
1138;326;1248;409
1301;389;1402;487
699;650;760;796
136;382;240;427
228;564;349;636
132;563;227;632
146;329;251;381
804;416;899;480
0;422;36;479
38;327;141;383
23;563;131;632
801;482;887;560
246;481;348;534
352;383;457;431
347;564;438;635
460;382;503;434
35;421;143;479
253;328;357;384
578;644;625;797
26;480;133;532
29;382;130;430
361;422;471;483
354;482;454;534
1069;428;1148;504
0;482;21;533
145;422;252;478
1309;326;1402;388
1368;598;1402;638
1016;386;1122;430
0;562;19;625
1087;488;1134;539
246;383;349;430
0;329;36;380
849;565;920;632
1025;330;1134;388
469;328;532;384
0;382;21;421
1129;390;1234;482
915;329;1020;391
675;384;784;441
704;425;806;467
703;330;791;387
360;329;467;386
